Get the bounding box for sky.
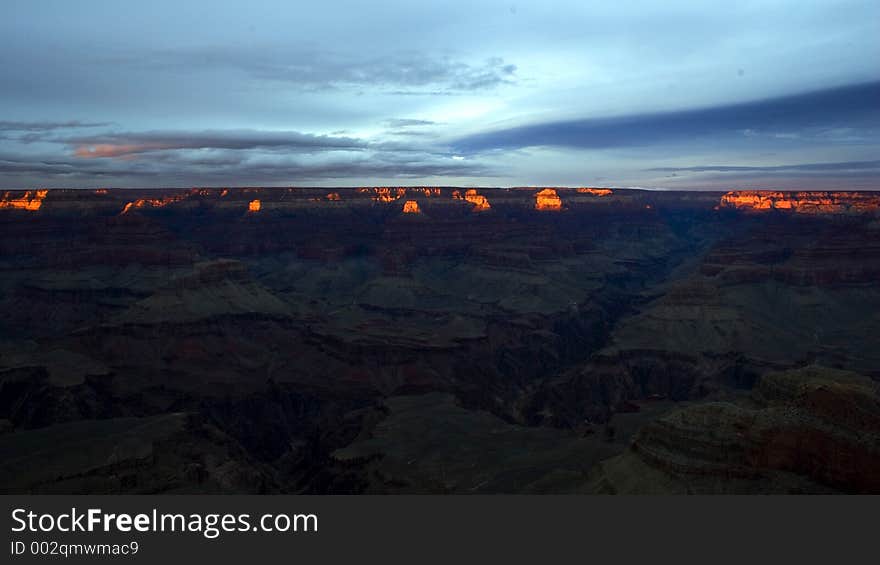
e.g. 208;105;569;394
1;0;878;189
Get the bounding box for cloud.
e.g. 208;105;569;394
454;81;880;152
117;47;517;94
384;118;437;128
67;130;367;159
242;51;517;93
0;120;112;132
382;118;442;138
0;155;493;185
0;120;115;144
637;158;880;191
227;156;493;181
0;137;494;187
0;156;155;179
0;122;497;187
645;160;880;174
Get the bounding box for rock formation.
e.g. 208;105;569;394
719;190;880;214
577;188;613;196
535;188;563;211
1;187;878;493
0;189;48;211
588;366;880;493
402;200;421;214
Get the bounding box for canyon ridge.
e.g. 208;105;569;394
1;186;878;493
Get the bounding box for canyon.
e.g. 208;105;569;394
0;187;878;493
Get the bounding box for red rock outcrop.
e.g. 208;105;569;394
464;189;491;211
120;194;189;215
577;188;613;196
535;188;563;211
0;189;48;211
402;200;421;214
719;191;880;214
373;187;407;202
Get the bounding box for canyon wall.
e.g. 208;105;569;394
1;187;878;493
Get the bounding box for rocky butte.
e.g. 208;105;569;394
535;188;563;211
467;191;490;211
402;200;421;214
453;189;492;212
0;186;878;494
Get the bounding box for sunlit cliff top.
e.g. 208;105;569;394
1;187;878;217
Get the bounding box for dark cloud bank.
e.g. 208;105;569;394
454;81;880;152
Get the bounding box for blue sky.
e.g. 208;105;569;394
1;0;878;189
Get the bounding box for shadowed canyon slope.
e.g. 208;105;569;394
0;187;878;493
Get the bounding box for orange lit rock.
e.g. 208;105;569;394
719;191;880;214
577;188;613;196
119;194;188;215
374;187;407;202
402;200;421;214
464;189;491;211
719;191;777;210
0;189;48;211
535;188;563;211
326;192;341;201
248;199;261;213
